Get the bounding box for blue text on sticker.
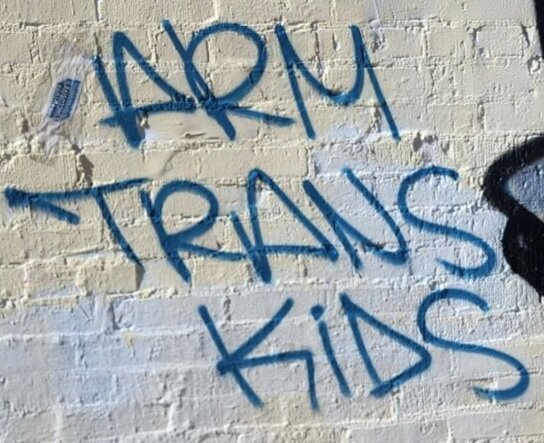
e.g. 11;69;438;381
47;78;82;122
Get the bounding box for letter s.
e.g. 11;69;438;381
417;288;529;401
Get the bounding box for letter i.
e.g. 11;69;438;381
311;305;352;397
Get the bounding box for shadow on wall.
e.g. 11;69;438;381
483;0;544;302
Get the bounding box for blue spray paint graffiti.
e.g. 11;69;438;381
199;299;319;409
399;166;496;279
417;288;530;401
311;304;352;397
5;179;148;266
4;165;527;409
5;166;495;283
199;290;529;410
303;168;408;270
340;292;431;398
274;24;399;140
94;32;197;148
94;21;399;147
162;21;294;141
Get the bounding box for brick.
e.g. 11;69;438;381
461;0;535;22
0;336;78;374
336;0;465;23
100;0;216;27
61;404;169;440
86;149;200;184
428;26;470;59
217;0;286;23
0;32;33;65
1;411;57;442
1;154;77;189
19;226;104;260
76;257;143;294
475;27;525;58
24;258;85;299
199;145;308;181
114;295;221;331
0;297;106;335
79;331;208;369
0;266;25;297
449;410;544;439
0;0;96;24
349;421;448;443
1;370;114;413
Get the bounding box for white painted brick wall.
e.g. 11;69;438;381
0;0;543;441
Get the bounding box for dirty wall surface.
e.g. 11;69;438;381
0;0;544;441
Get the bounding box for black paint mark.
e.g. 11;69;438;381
535;0;544;52
483;1;544;302
484;138;544;301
